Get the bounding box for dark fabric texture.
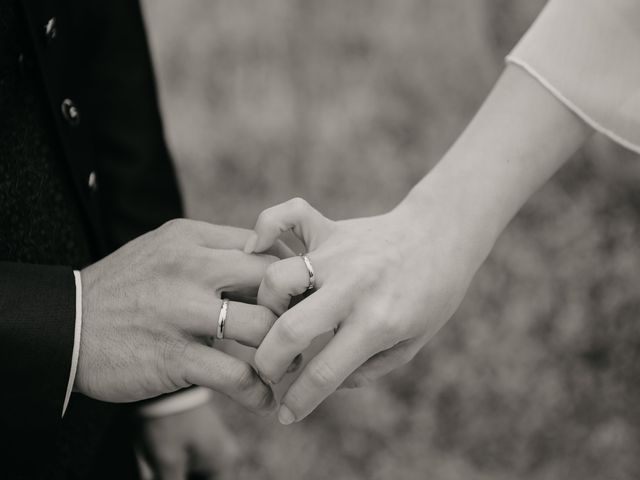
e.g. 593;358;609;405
0;0;93;265
0;262;76;427
0;0;183;477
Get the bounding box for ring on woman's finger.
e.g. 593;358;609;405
216;298;229;340
299;254;315;291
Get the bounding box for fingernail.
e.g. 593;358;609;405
243;232;258;254
278;405;295;425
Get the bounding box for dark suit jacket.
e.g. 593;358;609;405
0;0;183;477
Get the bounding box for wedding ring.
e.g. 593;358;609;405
216;298;229;340
300;254;316;291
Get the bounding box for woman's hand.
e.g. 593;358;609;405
245;197;490;425
247;64;592;425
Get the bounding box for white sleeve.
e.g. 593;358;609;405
62;270;83;417
138;388;213;418
506;0;640;154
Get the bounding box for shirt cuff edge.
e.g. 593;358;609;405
137;387;214;419
62;270;83;417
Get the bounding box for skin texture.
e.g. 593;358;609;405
247;65;593;424
76;219;284;415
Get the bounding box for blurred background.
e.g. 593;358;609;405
141;1;640;478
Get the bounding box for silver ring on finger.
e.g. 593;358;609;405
300;254;316;291
216;298;229;340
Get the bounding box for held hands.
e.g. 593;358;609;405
75;200;483;424
245;198;488;424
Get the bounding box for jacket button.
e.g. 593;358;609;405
44;17;57;41
88;171;98;192
61;99;80;126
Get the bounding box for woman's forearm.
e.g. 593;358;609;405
250;60;602;425
400;65;593;265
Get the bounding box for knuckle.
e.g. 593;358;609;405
262;261;286;293
256;208;276;229
161;218;188;235
253;350;269;376
160;338;190;387
262;263;283;293
257;306;277;331
162;239;185;259
344;261;380;296
249;387;274;413
375;311;398;336
277;316;303;344
229;363;258;393
307;359;337;389
369;299;403;335
359;263;384;291
288;197;310;213
155;242;187;275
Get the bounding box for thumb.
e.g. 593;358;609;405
244;197;333;254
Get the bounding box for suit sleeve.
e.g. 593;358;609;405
0;262;76;427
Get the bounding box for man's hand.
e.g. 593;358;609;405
138;401;241;480
75;219;280;415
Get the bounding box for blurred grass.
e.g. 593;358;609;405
141;1;640;478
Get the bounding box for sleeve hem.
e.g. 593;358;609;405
506;55;640;156
137;387;213;418
0;262;76;427
62;270;83;417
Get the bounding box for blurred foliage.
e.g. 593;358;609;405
142;1;640;478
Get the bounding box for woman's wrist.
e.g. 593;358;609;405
392;64;594;276
393;163;503;276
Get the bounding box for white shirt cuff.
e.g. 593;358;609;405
137;387;214;418
62;270;83;417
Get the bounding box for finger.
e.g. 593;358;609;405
209;241;295;303
163;219;254;250
254;287;348;384
191;299;276;348
163;219;294;260
266;239;297;259
340;338;423;389
181;343;277;416
220;302;277;348
244;198;333;254
258;256;315;316
205;249;276;294
277;323;378;425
